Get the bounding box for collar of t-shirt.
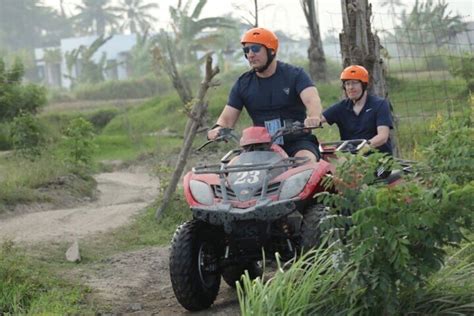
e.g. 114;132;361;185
344;95;373;115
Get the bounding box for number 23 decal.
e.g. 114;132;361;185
234;171;261;184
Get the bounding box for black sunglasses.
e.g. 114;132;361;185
243;44;263;54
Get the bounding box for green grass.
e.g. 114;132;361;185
101;95;185;135
237;245;351;315
94;134;157;161
0;154;74;208
401;241;474;315
0;241;94;314
389;78;467;116
237;239;474;315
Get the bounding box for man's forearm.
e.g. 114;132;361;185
215;105;241;128
369;127;390;147
301;87;322;118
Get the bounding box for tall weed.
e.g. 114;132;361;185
0;241;91;314
0;153;69;206
237;246;351;316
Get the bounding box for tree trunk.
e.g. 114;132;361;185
254;0;259;27
301;0;327;82
339;0;400;157
154;54;220;220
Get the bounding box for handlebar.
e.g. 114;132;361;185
319;139;368;154
270;121;322;142
197;128;239;151
198;121;322;151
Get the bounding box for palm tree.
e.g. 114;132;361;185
380;0;404;13
0;0;71;50
168;0;237;64
115;0;158;34
390;0;467;54
73;0;120;35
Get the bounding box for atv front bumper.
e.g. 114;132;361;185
192;198;298;233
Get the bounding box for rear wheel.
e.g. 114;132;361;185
169;220;221;311
301;204;328;250
222;261;263;288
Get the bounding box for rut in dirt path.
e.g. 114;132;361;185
0;169;159;243
79;246;240;315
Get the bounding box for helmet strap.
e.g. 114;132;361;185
342;81;368;103
255;48;275;73
353;84;367;103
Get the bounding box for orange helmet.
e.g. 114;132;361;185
340;65;369;84
241;27;279;52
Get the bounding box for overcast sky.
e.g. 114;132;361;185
44;0;473;39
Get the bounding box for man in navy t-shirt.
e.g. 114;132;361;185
207;27;323;162
322;65;393;155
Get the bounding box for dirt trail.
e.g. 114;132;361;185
0;168;240;315
0;170;158;243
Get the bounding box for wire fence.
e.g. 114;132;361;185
319;10;473;156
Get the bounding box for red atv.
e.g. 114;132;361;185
169;122;408;311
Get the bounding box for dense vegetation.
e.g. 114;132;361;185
237;117;473;315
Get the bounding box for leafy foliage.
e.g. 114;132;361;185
73;0;120;35
237;118;473;315
0;0;73;51
167;0;237;65
449;53;474;93
61;117;96;169
115;0;158;34
422;115;473;184
316;126;473;313
0;58;46;122
10;112;45;159
64;35;112;86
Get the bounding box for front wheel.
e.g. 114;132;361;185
300;204;328;251
169;220;221;311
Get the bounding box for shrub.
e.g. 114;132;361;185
0;58;47;122
86;108;119;131
316;141;473;313
449;53;474;93
423;115;473;184
10;112;45;159
61;117;96;169
0;123;11;150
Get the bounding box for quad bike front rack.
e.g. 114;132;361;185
192;157;308;202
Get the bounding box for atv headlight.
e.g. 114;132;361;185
189;180;214;205
279;169;313;200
